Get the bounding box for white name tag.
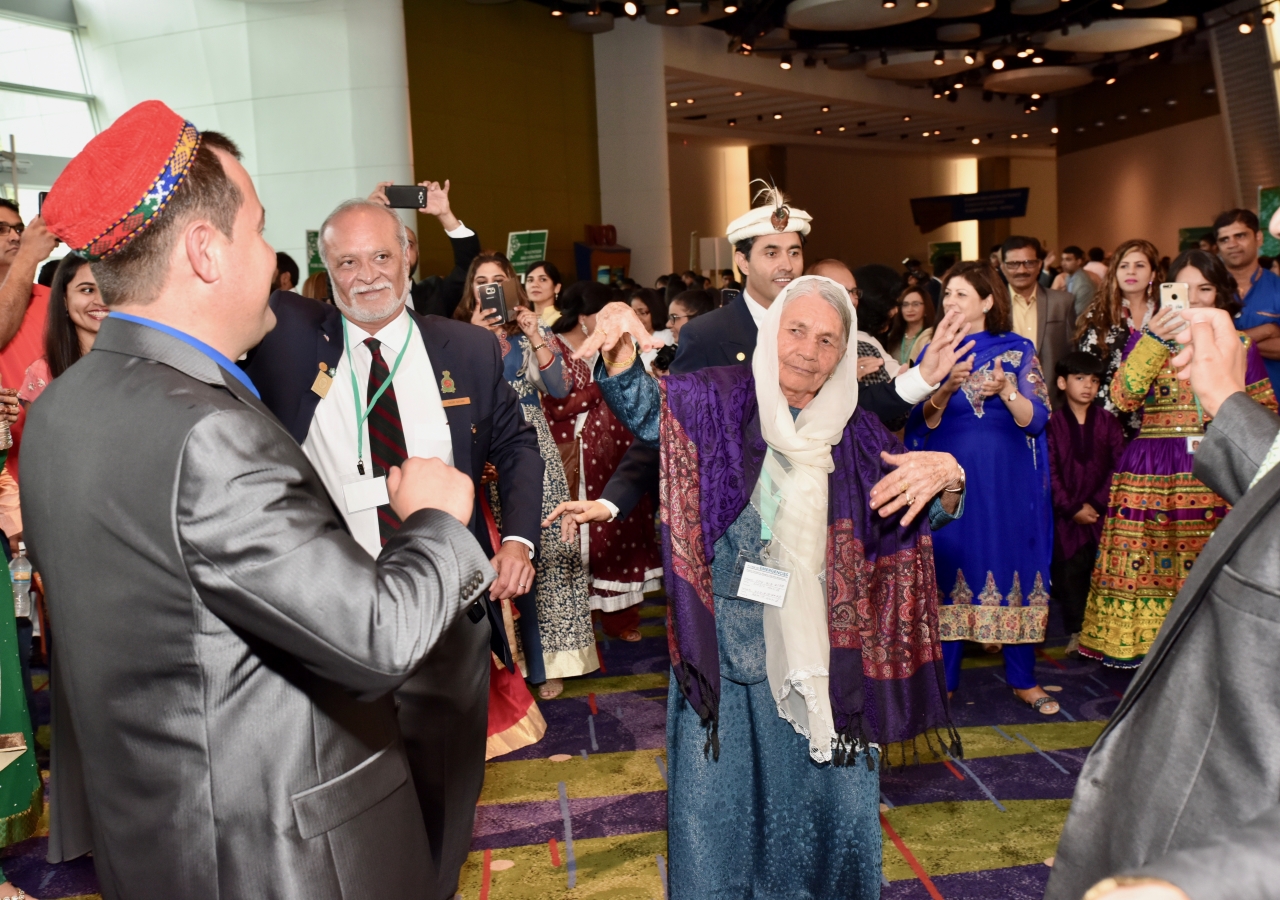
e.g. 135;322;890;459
1187;435;1202;455
342;474;390;513
737;562;791;607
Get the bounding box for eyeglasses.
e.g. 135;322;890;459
669;313;692;322
0;222;25;237
848;286;864;300
1002;259;1041;270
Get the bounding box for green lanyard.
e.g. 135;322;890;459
342;315;415;475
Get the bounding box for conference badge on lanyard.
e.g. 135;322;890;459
339;316;415;514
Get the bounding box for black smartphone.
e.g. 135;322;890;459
383;185;426;209
478;282;509;324
37;191;48;214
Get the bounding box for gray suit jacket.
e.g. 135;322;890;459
21;318;494;900
1034;284;1076;408
1046;391;1280;900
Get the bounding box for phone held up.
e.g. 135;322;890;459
1159;282;1190;339
478;282;510;325
383;185;426;209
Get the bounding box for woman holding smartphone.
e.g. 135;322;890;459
457;256;599;702
1078;249;1276;668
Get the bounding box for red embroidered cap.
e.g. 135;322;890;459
42;100;202;261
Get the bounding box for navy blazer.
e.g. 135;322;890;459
599;294;916;519
410;230;481;320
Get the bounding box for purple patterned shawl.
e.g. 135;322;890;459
659;364;955;758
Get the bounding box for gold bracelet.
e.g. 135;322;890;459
928;393;946;412
606;348;638;370
530;343;547;353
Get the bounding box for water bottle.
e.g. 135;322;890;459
9;542;30;619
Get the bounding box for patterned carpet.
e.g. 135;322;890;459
4;596;1133;900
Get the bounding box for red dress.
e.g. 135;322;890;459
542;334;661;633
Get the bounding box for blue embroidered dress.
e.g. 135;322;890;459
905;331;1053;650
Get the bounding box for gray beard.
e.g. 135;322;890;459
335;285;408;324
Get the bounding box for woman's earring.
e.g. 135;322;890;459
983;305;991;313
581;321;588;335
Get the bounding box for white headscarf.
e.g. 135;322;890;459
750;275;860;763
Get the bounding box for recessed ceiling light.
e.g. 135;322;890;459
882;0;897;7
1032;56;1044;64
723;0;739;12
953;81;964;89
733;90;743;97
1021;132;1029;138
1051;126;1059;133
622;0;639;14
1265;9;1276;26
773;112;783;120
933;129;941;135
933;91;943;99
666;0;680;15
1240;17;1254;33
780;54;793;70
1106;76;1117;85
1149;50;1160;60
1011;133;1018;139
1111;1;1124;9
922;130;931;136
915;0;930;7
934;50;946;66
838;125;846;131
971;137;981;144
1031;93;1041;99
669;101;678;107
686;98;695;104
903;115;911;121
964;53;975;65
992;58;1006;70
728;118;737;126
814;128;823;134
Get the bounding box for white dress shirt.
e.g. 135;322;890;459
301;308;456;559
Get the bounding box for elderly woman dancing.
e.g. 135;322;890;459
546;275;971;899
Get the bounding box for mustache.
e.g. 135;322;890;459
351;281;395;296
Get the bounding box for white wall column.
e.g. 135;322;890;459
71;0;414;270
593;19;672;284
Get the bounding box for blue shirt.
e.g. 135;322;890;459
110;312;261;399
1234;267;1280;389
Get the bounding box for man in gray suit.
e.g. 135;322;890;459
1046;306;1280;900
1001;235;1076;408
24;101;492;899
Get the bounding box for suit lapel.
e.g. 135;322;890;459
726;295;759;364
1101;459;1280;733
1035;284;1048;351
414;312;473;480
293;307;344;442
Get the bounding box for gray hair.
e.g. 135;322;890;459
317;198;409;270
781;275;854;347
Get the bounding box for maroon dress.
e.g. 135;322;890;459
542;333;661;635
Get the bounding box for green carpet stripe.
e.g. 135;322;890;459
480;750;669;805
459;831;668;898
557;673;669;699
638;605;667;619
882;799;1071;881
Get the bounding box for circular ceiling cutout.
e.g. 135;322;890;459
1122;0;1167;8
937;22;981;42
786;0;937;31
1011;0;1058;14
866;48;984;80
1042;17;1184;52
931;0;995;18
983;65;1093;94
643;2;719;25
568;10;614;32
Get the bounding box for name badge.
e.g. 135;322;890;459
342;473;389;513
311;363;335;399
736;562;791;607
1186;435;1203;455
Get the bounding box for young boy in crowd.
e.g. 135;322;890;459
1048;352;1127;656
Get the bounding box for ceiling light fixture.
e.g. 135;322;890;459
669;101;679;107
741;40;752;50
728;118;737;126
821;105;831;112
933;91;943;99
1021;132;1028;138
1051;126;1059;133
933;129;941;135
964;52;975;65
992;57;1006;70
1265;9;1276;26
586;0;601;15
953;80;964;89
550;1;565;15
814;128;823;134
1240;16;1255;33
780;54;793;70
723;0;739;12
915;0;931;7
922;130;931;136
733;90;743;97
686;97;695;103
1032;55;1044;64
1031;93;1041;99
838;125;846;131
1111;1;1124;9
1106;76;1117;85
882;0;897;7
971;137;981;144
903;115;912;121
1011;133;1018;139
623;0;639;14
773;112;783;119
666;0;680;15
1149;50;1159;59
934;50;946;65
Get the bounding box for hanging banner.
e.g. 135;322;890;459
306;230;325;276
506;230;550;276
910;188;1030;234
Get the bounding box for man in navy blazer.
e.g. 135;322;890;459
243;198;542;900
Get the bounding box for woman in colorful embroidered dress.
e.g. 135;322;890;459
543;281;662;643
457;255;599;705
1078;249;1277;668
905;261;1061;715
546;276;967;900
1074;240;1163;439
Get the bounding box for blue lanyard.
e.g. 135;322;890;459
342;316;415;475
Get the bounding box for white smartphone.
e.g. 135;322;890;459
1160;282;1189;315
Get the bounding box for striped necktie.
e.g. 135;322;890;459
365;337;406;545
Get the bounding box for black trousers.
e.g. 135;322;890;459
1051;541;1098;636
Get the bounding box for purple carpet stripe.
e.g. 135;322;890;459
1056;705;1077;721
558;781;577;889
1014;732;1070;774
472;791;668;850
494;690;668;760
944;750;1006;811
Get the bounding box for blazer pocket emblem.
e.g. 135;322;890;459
441;370;456;394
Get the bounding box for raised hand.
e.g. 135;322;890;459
574;301;664;366
367;181;392;205
1170;307;1247;418
470;298;503;333
421;179;451;217
977;358;1008;397
917;309;976;386
513;306;541;339
868;450;963;526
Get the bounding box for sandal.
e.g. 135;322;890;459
619;628;643;642
538;679;564;700
1014;690;1060;716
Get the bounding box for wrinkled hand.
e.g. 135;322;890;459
1072;502;1099;525
388;456;474;525
489;540;535;600
18;217;57;262
1149;305;1186;343
420;179;452;217
855;356;884;380
977;359;1011;398
470;298;503;332
574;301;665;366
514;306;541;339
543;499;612;543
868;451;962;526
1170;308;1247;418
916;309;976;386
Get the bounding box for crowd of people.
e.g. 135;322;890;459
0;100;1274;900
